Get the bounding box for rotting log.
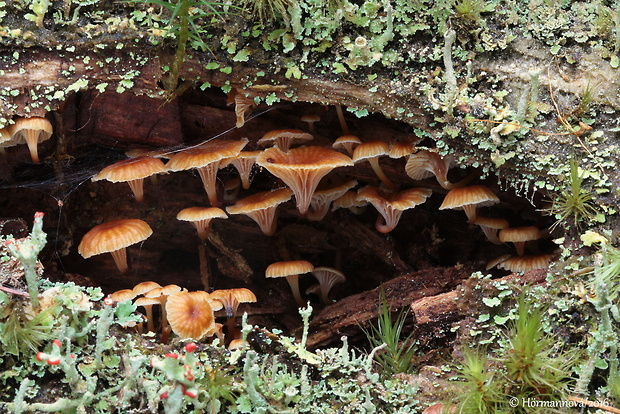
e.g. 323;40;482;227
306;267;548;349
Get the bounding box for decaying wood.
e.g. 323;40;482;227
306;266;471;348
306;267;549;349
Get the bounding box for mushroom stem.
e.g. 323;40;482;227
335;105;350;135
109;248;129;273
285;274;305;307
368;157;397;190
462;204;478;223
24;132;41;164
374;212;401;234
127;179;146;202
198;244;210;290
441;170;478;190
143;305;155;333
196;164;220;207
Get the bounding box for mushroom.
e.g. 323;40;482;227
301;114;321;135
307;179;358;221
265;260;314;307
229;89;256;128
256;146;353;215
472;216;510;245
109;289;136;303
228;150;262;190
223;177;241;201
92;156;168;202
134;296;163;333
78;219;153;273
332;135;362;157
176;207;228;241
132;281;163;297
438;185;500;223
496;253;553;273
499;226;542;256
405;150;454;189
352;140;397;190
226;188;293;236
257;129;313;152
310;267;346;304
357;186;433;233
8;117;53;163
166;138;249;207
165;291;215;340
145;284;183;340
210;288;257;338
389;141;418;159
0;127;16;155
332;190;368;215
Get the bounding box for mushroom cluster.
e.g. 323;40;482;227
110;281;256;345
72;97;558;340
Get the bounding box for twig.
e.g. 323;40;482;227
567;396;620;414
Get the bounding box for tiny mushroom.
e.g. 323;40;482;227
405;150;455;189
228;150;262;190
332;190;368;215
301;114;321;135
438;184;500;223
8;116;53;163
229;89;256;128
357;186;433;233
265;260;314;307
134;296;163;333
226;188;293;236
352;140;397;190
109;289;136;303
472;216;510;245
210;288;257;338
92;156;168;202
257;129;313;152
165;291;215;340
145;284;183;341
177;207;228;241
78;219;153;273
389;141;418;159
0;127;16;155
256;146;353;215
166;138;248;207
499;226;542;256
310;267;346;304
307;179;358;221
132;281;163;297
332;135;362;157
496;253;554;273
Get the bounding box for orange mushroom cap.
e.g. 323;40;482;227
405;150;454;188
92;156;168;202
210;288;257;319
256;146;353;215
499;226;541;256
165;291;215;340
265;260;314;307
226;188;293;236
496;253;553;273
438;185;499;223
352;140;396;190
332;135;362;156
132;281;163;297
166;138;248;207
258;129;313;152
177;207;228;241
357;186;432;233
9;117;53;163
472;216;510;245
78;219;153;273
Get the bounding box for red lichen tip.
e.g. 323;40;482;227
160;391;169;400
165;353;179;359
52;339;62;348
185;342;197;353
36;352;46;361
47;357;61;365
34;212;44;218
